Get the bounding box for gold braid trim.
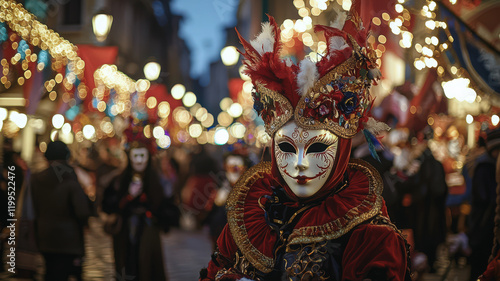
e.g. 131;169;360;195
226;162;275;273
312;56;358;94
255;83;294;137
226;159;383;273
287;158;383;245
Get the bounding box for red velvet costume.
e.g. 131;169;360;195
200;7;410;281
200;159;410;281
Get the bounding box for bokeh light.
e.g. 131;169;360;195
214;127;229;145
182;91;197;107
171;84;186;100
83;124;96;140
52;114;65;129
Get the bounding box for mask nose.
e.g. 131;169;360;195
134;154;145;165
296;150;308;171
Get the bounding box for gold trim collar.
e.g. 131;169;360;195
226;159;383;273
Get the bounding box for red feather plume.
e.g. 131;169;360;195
314;25;353;76
236;15;300;107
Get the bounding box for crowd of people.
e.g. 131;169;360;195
0;122;498;280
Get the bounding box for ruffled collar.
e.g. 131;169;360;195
226;159;384;274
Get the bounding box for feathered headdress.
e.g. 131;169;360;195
237;8;389;153
123;117;157;154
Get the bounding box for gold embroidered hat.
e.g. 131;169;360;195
237;11;389;139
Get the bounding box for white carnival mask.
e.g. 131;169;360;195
225;155;245;185
274;121;339;198
129;147;149;173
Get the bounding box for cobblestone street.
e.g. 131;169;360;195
80;215;214;281
2;215;471;281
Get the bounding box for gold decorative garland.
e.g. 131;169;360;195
0;0;84;71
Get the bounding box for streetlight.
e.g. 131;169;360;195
144;61;161;81
92;11;113;42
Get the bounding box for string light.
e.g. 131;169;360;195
0;0;85;103
5;0;455;146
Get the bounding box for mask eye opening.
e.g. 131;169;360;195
306;143;329;154
278;142;296;154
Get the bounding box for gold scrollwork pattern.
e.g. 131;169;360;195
234;251;258;279
284;241;331;281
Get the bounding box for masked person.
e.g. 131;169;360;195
199;10;410;281
102;122;179;281
207;145;252;250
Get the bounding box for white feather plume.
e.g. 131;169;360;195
297;58;319;96
237;278;255;281
329;36;349;52
327;11;349;52
330;10;347;29
250;22;275;55
365;117;391;135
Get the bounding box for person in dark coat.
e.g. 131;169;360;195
102;125;179;281
470;128;500;281
405;145;448;272
31;141;91;281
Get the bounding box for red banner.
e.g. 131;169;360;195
76;44;118;112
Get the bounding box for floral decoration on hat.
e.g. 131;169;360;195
237;9;389;143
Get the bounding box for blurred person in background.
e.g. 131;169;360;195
443;136;484;265
94;138;124;212
72;143;100;216
102;123;179;280
470;128;500;281
31;140;91;281
205;144;252;250
0;146;17;273
402;128;448;273
181;145;220;229
157;150;180;201
10;148;40;279
1;143;31;277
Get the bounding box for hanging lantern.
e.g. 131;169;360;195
92;11;113;42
